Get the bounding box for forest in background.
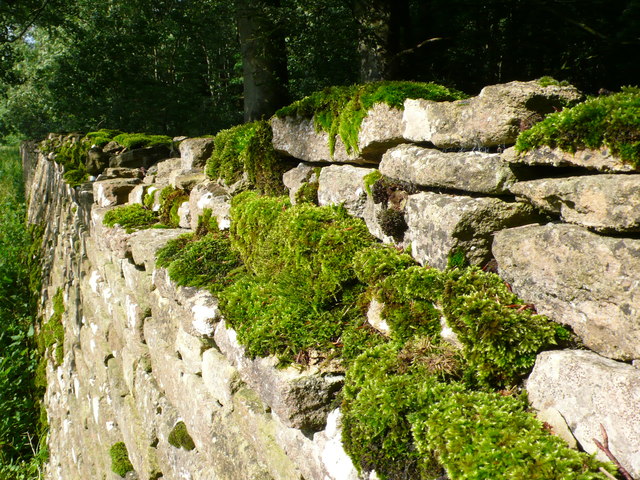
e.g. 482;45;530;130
0;0;639;140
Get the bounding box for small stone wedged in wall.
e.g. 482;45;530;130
214;320;345;433
110;145;173;169
283;162;319;204
511;174;640;232
271;102;404;165
403;80;582;149
129;228;185;271
405;191;541;269
380;144;518;195
503;145;640;173
527;349;640;478
317;164;375;217
493;223;640;360
188;179;232;230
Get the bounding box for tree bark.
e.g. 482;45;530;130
236;0;289;122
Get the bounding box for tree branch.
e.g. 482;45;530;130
593;424;634;480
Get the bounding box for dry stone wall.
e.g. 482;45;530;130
25;80;640;479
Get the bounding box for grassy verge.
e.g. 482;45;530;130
0;142;47;479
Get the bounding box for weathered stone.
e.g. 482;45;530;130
188;180;231;230
177;200;191;229
214;320;344;432
93;178;141;207
405;191;539;269
128;228;185;270
527;350;640;477
272;103;404;164
86;147;110;175
154;157;183;185
283;162;320;204
317;164;375;217
173;171;206;191
493;223;640;360
175;327;207;375
201;348;242;406
403;80;582;149
380;144;517;194
179;137;215;170
367;298;390;335
535;408;577;449
110;146;172;169
503;145;640;173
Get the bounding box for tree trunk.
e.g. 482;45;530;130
236;0;289;122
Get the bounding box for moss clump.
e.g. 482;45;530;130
442;267;568;388
168;421;196;451
220;192;375;363
156;231;242;293
352;245;416;286
84;128;122;147
194;208;219;237
109;442;134;477
377;208;408;242
206;121;287;195
362;169;382;196
112;133;172;149
516;86;640;166
537;76;570;87
293;181;319;204
36;288;65;366
411;388;613;480
158;186;189;228
103;204;159;233
276;81;467;156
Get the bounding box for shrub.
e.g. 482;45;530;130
109;442;134;477
516;86;640;166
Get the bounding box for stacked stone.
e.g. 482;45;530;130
272;80;640;477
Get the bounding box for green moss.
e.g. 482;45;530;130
352;245;416;286
537;76;570;87
376;208;407;242
36;288;65;366
442;267;567;388
155;231;242;293
195;208;219;237
112;133;172;149
410;388;612;480
142;186;158;210
109;442;134;477
516;86;640;166
206;121;287;195
293;181;319;204
276;81;467;156
85;129;122;147
103;204;159;233
158;186;189;228
362;170;382;196
168;421;196;451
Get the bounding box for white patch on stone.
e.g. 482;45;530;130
74;378;80;398
89;270;102;293
218;218;231;230
197;192;214;209
90;339;96;352
90;322;98;334
92;397;100;424
106;421;116;431
125;295;138;329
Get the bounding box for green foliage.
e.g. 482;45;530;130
42;136;92;187
155;232;241;293
84;129;122;147
102;204;159;233
168;421;196;451
194;208;219;237
293;181;318;204
411;388;612;480
442;267;566;388
537;76;570;87
109;442;134;477
206;121;287;195
0;143;47;471
352;245;416;286
362;169;382;196
220;192;375;363
516;86;640;166
276;81;467;156
158;186;189;228
112;133;172;149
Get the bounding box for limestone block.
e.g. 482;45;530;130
403;80;582;149
179;137;215;170
510;174;640;232
177;200;191;229
214;320;344;432
367;298;390;335
175;327;208;375
188;180;231;230
380;144;517;194
317;164;375;217
173;171;206;191
93;178;141;207
405;191;539;269
535;407;577;449
272;102;404;164
202;348;243;407
493;223;640;360
283;162;319;204
154;157;183;185
110;145;172;169
527;350;640;477
97;167;143;180
503;145;640;173
361;195;409;246
128;228;185;270
120;259;153;305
